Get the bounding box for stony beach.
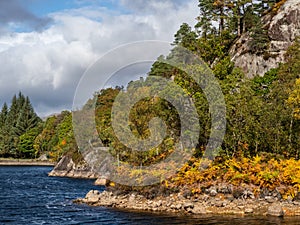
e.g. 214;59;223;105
75;188;300;217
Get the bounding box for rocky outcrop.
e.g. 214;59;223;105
48;155;99;179
230;0;300;77
94;177;109;186
74;189;300;217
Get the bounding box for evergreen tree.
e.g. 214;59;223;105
6;95;19;128
0;103;8;128
197;0;214;39
14;96;41;136
173;23;198;51
249;19;269;53
0;93;41;158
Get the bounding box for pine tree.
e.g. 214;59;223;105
197;0;214;39
249;19;269;53
0;103;9;157
173;23;198;51
0;103;8;128
6;95;19;128
0;93;41;158
14;96;41;136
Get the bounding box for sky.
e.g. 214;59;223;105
0;0;199;117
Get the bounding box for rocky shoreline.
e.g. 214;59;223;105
74;189;300;217
48;155;99;179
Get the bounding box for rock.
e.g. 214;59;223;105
232;188;243;199
84;190;101;203
175;204;182;210
230;0;300;77
209;188;218;197
182;189;192;199
186;207;193;213
215;200;225;208
48;155;100;179
245;208;254;214
38;154;48;161
156;200;162;207
265;196;275;203
242;190;255;199
267;204;284;217
192;205;206;214
287;196;293;204
217;184;233;194
183;202;194;209
237;205;245;210
95;177;109;186
129;194;136;202
225;194;234;202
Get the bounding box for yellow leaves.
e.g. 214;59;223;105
253;155;262;165
171;156;300;198
109;182;115;187
272;0;287;13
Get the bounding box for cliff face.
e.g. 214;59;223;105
230;0;300;78
48;147;110;179
48;155;99;179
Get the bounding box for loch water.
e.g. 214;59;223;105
1;166;300;225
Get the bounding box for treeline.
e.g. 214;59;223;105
0;93;41;158
0;94;77;160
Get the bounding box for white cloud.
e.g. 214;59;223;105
0;1;198;117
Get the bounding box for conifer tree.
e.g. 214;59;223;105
14;96;41;136
0;103;8;128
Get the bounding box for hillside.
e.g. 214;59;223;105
50;0;300;183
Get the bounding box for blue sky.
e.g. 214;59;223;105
0;0;198;116
24;0;120;16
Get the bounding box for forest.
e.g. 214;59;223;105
0;0;299;195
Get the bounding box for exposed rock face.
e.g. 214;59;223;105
230;0;300;78
48;155;100;179
48;146;111;179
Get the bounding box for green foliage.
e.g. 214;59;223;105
18;125;42;158
252;68;278;97
173;23;198;51
0;92;41;158
33;111;76;161
249;20;270;53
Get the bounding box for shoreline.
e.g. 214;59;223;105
75;190;300;217
0;158;55;166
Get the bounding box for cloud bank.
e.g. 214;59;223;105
0;0;198;116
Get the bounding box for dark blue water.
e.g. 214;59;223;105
1;166;300;225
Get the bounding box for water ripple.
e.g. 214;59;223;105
1;166;300;224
